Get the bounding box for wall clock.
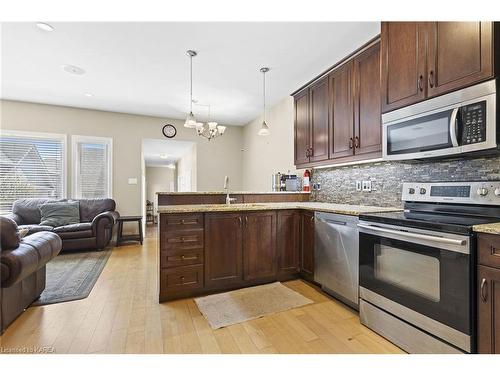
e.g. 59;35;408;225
162;124;177;138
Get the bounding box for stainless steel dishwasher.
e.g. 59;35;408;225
314;212;359;309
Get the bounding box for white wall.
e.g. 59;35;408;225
241;96;301;191
0;99;244;216
145;166;175;202
176;143;197;192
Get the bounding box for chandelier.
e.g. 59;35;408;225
184;49;226;141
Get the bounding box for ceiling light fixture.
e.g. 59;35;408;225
167;164;176;169
194;104;226;141
159;153;169;159
62;64;86;75
84;93;94;97
184;50;197;128
258;67;270;136
36;22;54;32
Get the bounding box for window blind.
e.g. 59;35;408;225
0;133;65;214
74;139;111;199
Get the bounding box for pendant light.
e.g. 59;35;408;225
258;67;270;136
184;50;197;128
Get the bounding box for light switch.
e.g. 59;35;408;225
128;178;138;185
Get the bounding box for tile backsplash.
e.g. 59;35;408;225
310;155;500;207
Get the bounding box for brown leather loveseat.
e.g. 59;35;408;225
5;198;119;252
1;217;62;333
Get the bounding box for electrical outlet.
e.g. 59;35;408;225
313;183;321;191
356;180;362;191
362;180;372;192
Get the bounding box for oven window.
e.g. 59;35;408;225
374;244;440;302
387;110;452;154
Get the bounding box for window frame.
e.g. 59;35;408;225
0;129;68;206
71;135;113;199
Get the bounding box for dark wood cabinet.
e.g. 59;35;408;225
309;77;330;163
381;21;496;113
381;22;426;113
294;89;311;166
300;211;315;279
353;43;382;156
427;22;493;97
243;211;277;280
478;233;500;354
204;213;243;288
329;61;354;159
277;210;301;276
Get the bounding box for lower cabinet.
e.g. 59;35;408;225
205;212;243;288
300;211;315;280
277;210;301;276
477;233;500;353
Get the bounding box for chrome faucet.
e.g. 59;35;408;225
224;175;236;204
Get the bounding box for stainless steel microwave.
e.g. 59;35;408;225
382;79;497;161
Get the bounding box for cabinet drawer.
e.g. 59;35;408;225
479;234;500;269
161;250;204;268
161;213;204;231
160;265;204;293
161;229;204;252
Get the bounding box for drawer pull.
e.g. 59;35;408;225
180;219;198;225
481;278;488;302
181;255;198;260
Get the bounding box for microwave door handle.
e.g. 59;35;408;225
450;108;459;147
357;223;466;246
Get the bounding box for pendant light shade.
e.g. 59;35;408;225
258;67;270;136
184;50;198;128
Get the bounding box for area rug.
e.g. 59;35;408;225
194;282;313;329
31;248;112;306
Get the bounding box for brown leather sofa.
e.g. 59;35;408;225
5;198;119;251
1;217;62;333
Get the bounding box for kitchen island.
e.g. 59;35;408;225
157;200;401;302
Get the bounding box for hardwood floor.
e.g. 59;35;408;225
0;237;405;354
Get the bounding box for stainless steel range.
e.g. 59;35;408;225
358;181;500;354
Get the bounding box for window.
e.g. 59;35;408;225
72;136;113;199
0;130;66;214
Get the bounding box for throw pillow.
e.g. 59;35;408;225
18;228;29;238
39;201;80;227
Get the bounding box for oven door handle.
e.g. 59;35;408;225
357;224;467;246
450;107;459;147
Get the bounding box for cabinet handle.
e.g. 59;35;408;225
354;136;360;149
181;255;197;261
238;217;242;227
349;138;353;149
428;70;435;88
245;216;248;227
418;75;424;92
481;278;488;302
309;147;313;157
310;216;314;223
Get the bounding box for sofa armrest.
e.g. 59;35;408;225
3;213;22;225
91;211;119;249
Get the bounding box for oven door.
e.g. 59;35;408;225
358;221;472;351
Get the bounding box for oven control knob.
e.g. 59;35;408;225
494;188;500;197
477;187;489;196
419;188;427;195
408;188;415;194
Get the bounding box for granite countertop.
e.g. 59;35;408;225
157;202;402;216
156;191;310;195
473;223;500;235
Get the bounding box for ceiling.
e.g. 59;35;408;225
1;22;380;125
143;138;194;167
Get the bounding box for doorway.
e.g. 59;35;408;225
141;138;197;238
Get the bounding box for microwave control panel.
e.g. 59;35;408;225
460;101;486;145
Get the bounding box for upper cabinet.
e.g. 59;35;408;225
381;21;495;113
294;41;382;168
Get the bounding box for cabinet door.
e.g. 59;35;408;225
427;22;493;97
277;210;301;276
309;77;329;163
294;89;310;166
205;213;243;288
381;22;427;112
353;42;382;157
300;211;315;279
243;211;277;280
478;265;500;354
329;61;354;159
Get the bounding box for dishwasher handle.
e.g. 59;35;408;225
324;219;347;226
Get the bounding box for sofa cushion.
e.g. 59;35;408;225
12;198;59;224
77;198;116;222
18;224;54;235
53;222;92;233
40;201;80;227
0;216;20;251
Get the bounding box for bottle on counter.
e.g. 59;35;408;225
303;170;311;192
